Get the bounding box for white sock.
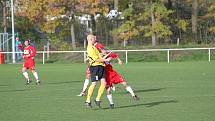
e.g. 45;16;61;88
107;94;114;104
82;79;89;92
23;72;30;81
126;86;135;97
33;72;39;81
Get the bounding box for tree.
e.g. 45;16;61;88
16;0;76;48
12;0;215;48
76;0;110;32
192;0;198;43
111;3;139;46
147;1;173;46
112;0;173;46
60;0;77;49
207;2;215;33
16;0;110;49
176;20;189;40
0;0;9;33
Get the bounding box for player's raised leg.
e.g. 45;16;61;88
77;73;90;96
78;65;91;96
77;78;89;96
121;81;140;100
109;69;140;100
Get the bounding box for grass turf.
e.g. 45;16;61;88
0;61;215;121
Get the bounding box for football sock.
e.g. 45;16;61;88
126;86;135;97
107;94;114;104
23;72;30;81
82;79;89;92
86;84;96;103
96;83;106;101
33;72;39;81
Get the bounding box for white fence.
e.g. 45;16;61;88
1;47;215;64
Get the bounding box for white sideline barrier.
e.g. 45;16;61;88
1;47;215;64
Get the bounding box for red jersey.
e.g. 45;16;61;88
94;42;119;59
107;52;118;59
23;45;36;70
105;61;125;88
23;45;36;60
94;42;104;52
93;42;119;70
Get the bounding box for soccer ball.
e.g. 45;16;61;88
107;9;119;19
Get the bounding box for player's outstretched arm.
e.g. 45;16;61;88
117;58;123;65
99;57;111;62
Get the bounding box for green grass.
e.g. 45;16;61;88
0;61;215;121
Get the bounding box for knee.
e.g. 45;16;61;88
101;78;106;85
31;70;36;73
122;82;128;87
106;87;111;95
86;74;90;79
91;82;97;86
22;68;26;73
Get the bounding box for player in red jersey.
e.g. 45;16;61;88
78;38;139;108
22;40;40;85
94;41;140;108
104;52;139;109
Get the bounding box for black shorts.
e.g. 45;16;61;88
90;65;105;82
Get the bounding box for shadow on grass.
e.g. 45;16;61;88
143;100;178;107
0;88;35;93
0;84;10;87
46;81;80;85
100;100;178;110
134;88;165;93
119;88;165;95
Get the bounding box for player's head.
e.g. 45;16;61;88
87;34;96;44
91;36;97;44
24;40;30;46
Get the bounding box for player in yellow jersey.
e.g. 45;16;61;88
85;34;111;108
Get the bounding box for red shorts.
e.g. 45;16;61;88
23;59;35;70
106;69;125;88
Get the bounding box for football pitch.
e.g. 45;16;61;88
0;61;215;121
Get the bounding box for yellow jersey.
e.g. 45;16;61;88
87;45;105;66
